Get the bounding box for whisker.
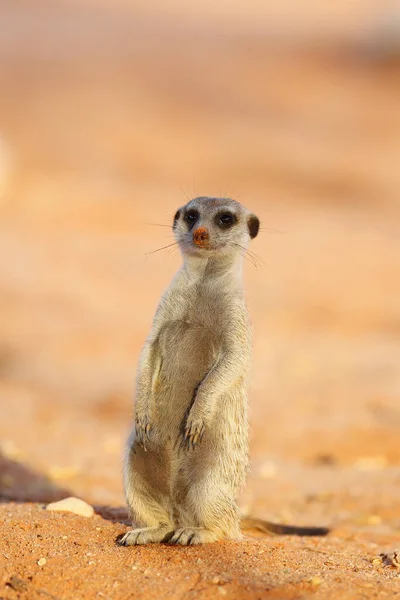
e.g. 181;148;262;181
163;211;176;223
145;222;172;229
231;242;259;269
231;241;264;266
179;187;190;202
167;243;182;257
145;242;180;256
234;243;263;269
242;255;258;269
259;227;284;234
244;247;265;267
242;252;258;270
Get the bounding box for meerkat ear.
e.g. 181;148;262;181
247;215;260;239
173;209;181;228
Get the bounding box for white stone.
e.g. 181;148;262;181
46;497;94;518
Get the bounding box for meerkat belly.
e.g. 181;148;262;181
154;320;219;426
189;386;249;480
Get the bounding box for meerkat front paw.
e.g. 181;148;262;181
182;416;205;450
135;413;152;451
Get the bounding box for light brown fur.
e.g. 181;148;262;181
119;197;328;546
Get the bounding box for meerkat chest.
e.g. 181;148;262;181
155;279;243;376
157;316;220;370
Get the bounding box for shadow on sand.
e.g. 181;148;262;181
0;451;130;524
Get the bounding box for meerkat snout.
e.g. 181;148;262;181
193;226;210;248
173;196;260;255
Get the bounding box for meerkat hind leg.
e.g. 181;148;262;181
170;476;242;545
119;523;172;546
168;527;220;545
120;444;174;546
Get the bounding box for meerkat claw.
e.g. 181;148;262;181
182;422;205;450
135;417;152;450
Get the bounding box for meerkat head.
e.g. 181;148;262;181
173;197;260;258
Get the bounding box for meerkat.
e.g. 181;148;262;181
118;196;329;546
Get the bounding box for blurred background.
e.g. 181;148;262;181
0;0;399;530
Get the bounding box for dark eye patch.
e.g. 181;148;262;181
184;208;199;229
215;211;237;229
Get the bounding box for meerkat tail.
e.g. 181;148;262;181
241;517;329;537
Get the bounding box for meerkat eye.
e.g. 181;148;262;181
184;209;199;227
216;212;237;228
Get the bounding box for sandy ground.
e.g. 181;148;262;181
0;2;400;599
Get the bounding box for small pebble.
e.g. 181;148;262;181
37;557;47;567
46;497;94;518
308;576;323;586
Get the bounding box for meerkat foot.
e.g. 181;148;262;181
118;525;172;546
168;527;220;545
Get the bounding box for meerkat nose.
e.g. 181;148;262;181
193;226;210;247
